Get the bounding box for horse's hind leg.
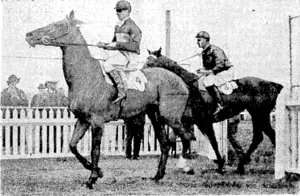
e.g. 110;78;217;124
228;116;245;160
238;112;264;174
70;119;93;171
261;115;275;146
147;108;170;181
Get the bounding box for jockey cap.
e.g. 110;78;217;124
195;31;210;40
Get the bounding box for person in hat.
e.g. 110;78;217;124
97;0;142;103
57;87;69;107
31;83;47;107
44;81;59;107
1;74;28;106
195;31;234;118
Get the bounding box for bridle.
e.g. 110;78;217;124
40;20;98;47
41;20;70;46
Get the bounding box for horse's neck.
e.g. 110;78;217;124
160;56;180;71
60;29;105;89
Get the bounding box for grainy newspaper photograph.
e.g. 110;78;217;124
1;0;300;195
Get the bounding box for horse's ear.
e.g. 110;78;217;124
158;47;162;54
147;49;151;54
69;10;75;20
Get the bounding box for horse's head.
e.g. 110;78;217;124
25;10;83;47
143;47;164;68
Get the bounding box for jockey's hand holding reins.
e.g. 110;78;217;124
96;41;117;50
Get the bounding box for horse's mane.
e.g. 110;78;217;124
157;55;199;84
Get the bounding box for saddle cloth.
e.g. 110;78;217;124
198;78;238;95
120;70;147;92
99;62;147;92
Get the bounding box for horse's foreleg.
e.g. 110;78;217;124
86;124;103;189
198;122;225;174
70;119;92;170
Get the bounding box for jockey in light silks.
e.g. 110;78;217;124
196;31;234;118
97;0;142;103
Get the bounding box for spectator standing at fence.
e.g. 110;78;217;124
44;81;59;107
57;87;69;107
31;83;48;107
124;115;145;160
1;74;28;107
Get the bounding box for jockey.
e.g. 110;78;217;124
196;31;234;117
97;0;142;103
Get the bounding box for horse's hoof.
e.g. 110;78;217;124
217;168;225;175
186;168;195;175
96;168;103;178
238;170;245;175
85;182;93;189
151;175;162;182
213;159;225;165
241;156;251;165
237;164;245;175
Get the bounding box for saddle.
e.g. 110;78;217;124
198;78;238;95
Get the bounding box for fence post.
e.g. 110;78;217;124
19;109;26;156
275;90;288;179
27;108;33;156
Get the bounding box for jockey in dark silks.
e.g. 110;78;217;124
195;31;234;117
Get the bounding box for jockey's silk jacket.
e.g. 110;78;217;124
202;44;233;75
112;18;142;54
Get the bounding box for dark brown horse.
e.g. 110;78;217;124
25;11;200;188
144;47;284;174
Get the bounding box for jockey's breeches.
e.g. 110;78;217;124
203;67;234;87
103;50;139;72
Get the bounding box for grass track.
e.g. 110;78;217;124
1;122;299;195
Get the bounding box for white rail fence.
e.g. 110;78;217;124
0;107;160;160
275;94;300;179
0;107;228;161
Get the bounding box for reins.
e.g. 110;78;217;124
177;53;200;63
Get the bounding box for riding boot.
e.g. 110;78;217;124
109;70;126;103
206;85;224;116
